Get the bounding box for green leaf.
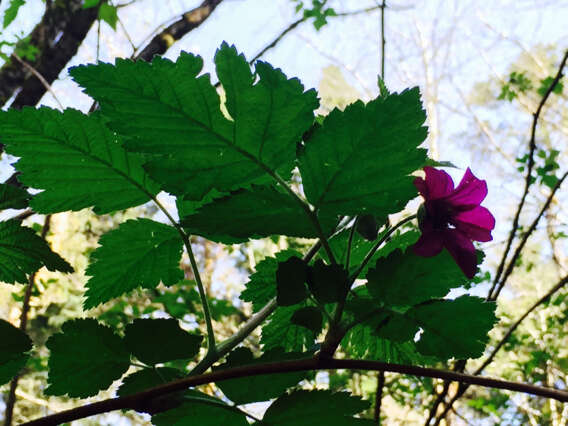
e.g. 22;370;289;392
538;76;564;97
84;219;183;309
0;183;30;210
366;249;468;307
0;355;28;386
117;367;184;396
215;347;307;404
46;319;130;397
0;319;32;385
3;0;25;28
240;250;302;312
291;306;322;333
298;88;427;217
152;395;249;426
262;305;316;352
262;390;371;425
0;219;73;284
82;0;100;8
70;43;318;200
98;3;118;30
307;260;347;304
124;319;202;365
181;185;336;243
276;256;308;306
408;296;497;359
0;108;160;214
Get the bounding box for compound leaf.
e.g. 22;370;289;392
124;319;202;365
46;319;130;397
84;219;183;309
0;108;160;214
0;219;73;284
298;88;427;218
70;43;318;200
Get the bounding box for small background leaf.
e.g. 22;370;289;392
0;183;30;210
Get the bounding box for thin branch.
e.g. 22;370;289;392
380;0;386;79
424;380;451;425
22;358;568;425
491;170;568;300
345;217;358;270
432;274;568;425
5;215;52;426
10;54;64;110
489;49;568;299
374;371;385;423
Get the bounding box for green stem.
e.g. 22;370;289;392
349;214;416;282
152;197;216;355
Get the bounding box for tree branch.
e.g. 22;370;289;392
22;357;568;425
489;49;568;299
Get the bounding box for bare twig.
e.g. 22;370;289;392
11;54;64;110
374;371;386;423
489;49;568;299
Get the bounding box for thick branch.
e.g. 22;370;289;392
23;357;568;425
0;0;99;110
134;0;224;61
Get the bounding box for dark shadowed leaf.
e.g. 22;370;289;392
291;306;323;333
0;219;73;284
0;183;29;210
117;367;184;396
46;319;130;397
276;256;309;306
262;305;316;352
307;260;347;304
0;319;31;385
124;319;202;365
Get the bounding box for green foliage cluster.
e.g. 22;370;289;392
0;43;498;424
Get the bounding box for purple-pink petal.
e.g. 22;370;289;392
452;206;495;242
415;167;455;200
444;168;488;207
442;228;478;279
412;229;444;257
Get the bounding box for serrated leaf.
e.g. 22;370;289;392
3;0;25;28
0;183;29;210
0;108;160;214
0;319;31;364
408;296;497;360
70;43;318;200
0;355;28;386
0;219;73;284
307;259;347;304
46;319;130;397
262;305;316;352
84;219;183;309
215;347;307;404
263;390;371;425
366;249;468;308
152;395;249;426
98;3;117;30
276;256;308;306
291;306;322;333
298;88;427;217
0;319;32;384
118;367;184;396
241;250;302;312
181;185;336;243
124;319;202;365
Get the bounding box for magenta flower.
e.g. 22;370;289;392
413;167;495;279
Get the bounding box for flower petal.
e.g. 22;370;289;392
452;206;495;242
413;229;444;257
414;167;455;200
445;168;487;207
442;229;478;279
